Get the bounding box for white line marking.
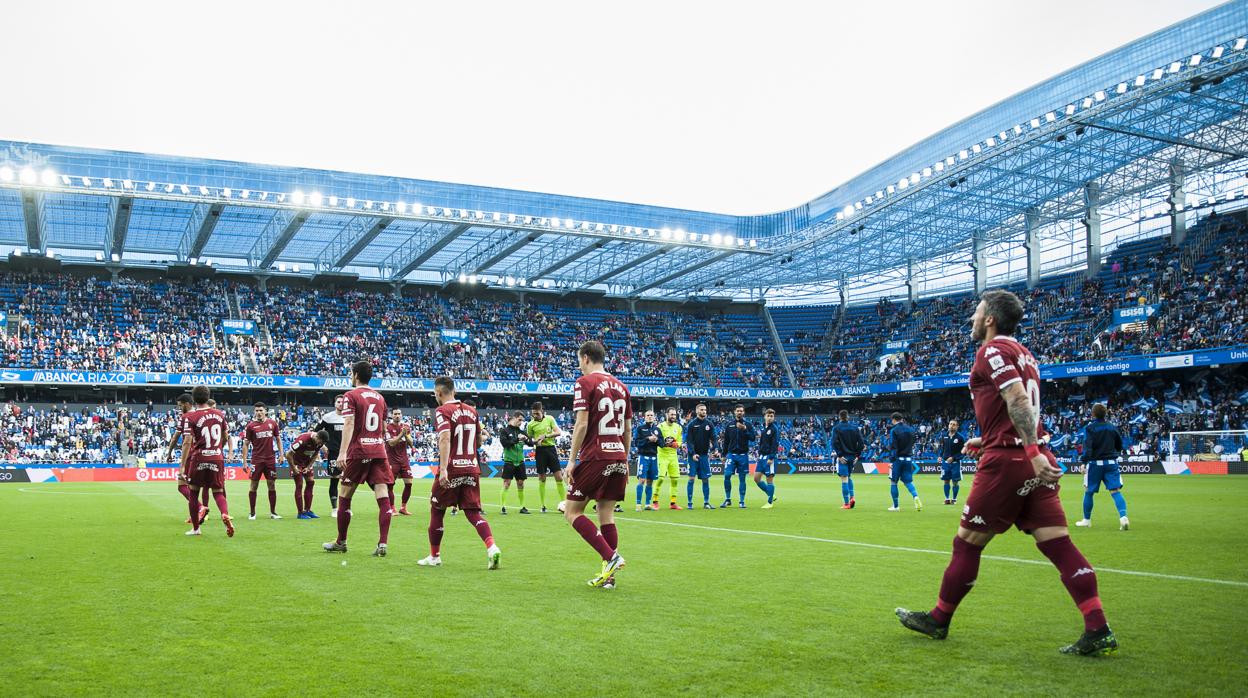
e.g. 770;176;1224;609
16;486;168;496
614;515;1248;589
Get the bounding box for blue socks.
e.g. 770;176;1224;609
756;478;775;502
1083;491;1095;519
905;482;918;498
943;482;951;499
1111;491;1128;517
636;482;645;506
890;483;900;507
841;481;849;504
737;473;747;503
952;483;959;501
702;478;710;503
723;475;733;500
644;481;652;506
847;478;854;499
687;479;695;506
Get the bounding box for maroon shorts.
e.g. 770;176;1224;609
430;476;482;511
342;458;394;487
566;460;629;503
249;462;278;482
390;460;413;480
962;448;1067;534
291;464;316;480
188;460;226;489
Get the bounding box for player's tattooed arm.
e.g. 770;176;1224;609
1001;381;1038;446
567;410;589;485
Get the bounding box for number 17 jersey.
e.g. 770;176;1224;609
434;400;481;477
969;336;1049;450
573;370;632;464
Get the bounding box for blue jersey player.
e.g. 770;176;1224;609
1075;403;1129;530
720;404;755;509
888;412;921;511
938;419;967;505
752;408;779;509
831;409;864;509
633;410;661;512
684;403;717;509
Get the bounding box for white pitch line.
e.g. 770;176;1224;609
614;515;1248;589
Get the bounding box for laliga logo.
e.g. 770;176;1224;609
136;469;150;481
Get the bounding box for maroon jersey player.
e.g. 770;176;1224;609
565;340;632;588
167;392;210;525
322;360;395;557
181;385;235;538
385;408;415;516
417;376;501;570
286;429;328;518
242;402;284;520
896;289;1117;656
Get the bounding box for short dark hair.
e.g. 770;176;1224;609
1092;403;1108;420
734;404;745;411
891;411;905;422
434;376;455;393
314;429;330;444
351;359;373;383
666;406;678;414
531;401;544;411
253;402;266;409
176;393;193;405
511;411;525;420
950;419;960;426
696;402;707;409
191;386;211;405
579;340;606;365
981;289;1025;336
764;408;775;416
838;409;849;420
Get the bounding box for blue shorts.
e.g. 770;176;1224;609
756;454;776;477
725;453;749;477
637;455;658;481
941;461;963;481
1084;460;1123;493
889;458;914;484
837;457;859;478
688;452;711;479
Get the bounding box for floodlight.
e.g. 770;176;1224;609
277;263;287;272
1116;83;1127;94
199;186;209;195
1168;62;1180;74
0;167;12;182
724;235;735;246
309;193;323;207
222;187;231;197
328;196;338;206
41;169;58;186
20;168;36;184
292;264;300;272
711;233;723;245
95;252;104;261
179;184;189;194
81;177;92;186
394;201;405;213
60;175;71;185
111;253;120;262
1189;54;1201;66
842;205;854;218
291;191;306;206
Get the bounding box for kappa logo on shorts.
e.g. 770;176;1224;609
969;515;986;525
572;489;584;497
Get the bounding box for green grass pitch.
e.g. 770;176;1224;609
2;474;1245;696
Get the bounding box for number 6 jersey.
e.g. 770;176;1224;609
573;370;633;464
968;336;1049;450
341;386;389;461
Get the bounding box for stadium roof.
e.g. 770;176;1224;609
1;2;1246;301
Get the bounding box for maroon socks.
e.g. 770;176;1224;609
336;495;353;543
571;515;615;561
268;489;277;515
401;482;412;506
931;536;984;625
601;523;618;551
293;477;305;513
464;510;495;548
1037;535;1108;632
248;491;257;515
212;491;229;517
188;488;202;530
429;506;446;555
376;497;392;545
178;484;192;501
303;480;314;512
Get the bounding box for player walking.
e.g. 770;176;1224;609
181;386;234;538
287;429;328;518
499;411;532;514
939;419;967;505
684;403;717;509
832;409;864;509
526;401;565;512
887;413;921;511
564;340;631;588
720;404;754;508
242;402;283;520
1075;403;1130;530
633;410;661;511
322;361;394;557
316;395;346;517
654;407;684;509
168;392;209;524
417;376;501;569
385;408;415;516
752;408;779;508
896;289;1117;656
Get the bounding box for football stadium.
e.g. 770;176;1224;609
3;2;1248;695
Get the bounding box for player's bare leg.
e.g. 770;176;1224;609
324;481;357;552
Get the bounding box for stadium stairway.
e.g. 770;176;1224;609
761;305;796;387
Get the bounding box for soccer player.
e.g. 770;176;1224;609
526;401;565;513
887;412;921;511
654;407;683;509
832;409;864;509
241;402;283;521
286;429;328;519
564;340;631;588
939;419;967;505
753;408;779;508
499;411;532;514
182;386;234;538
720;404;754;508
417;376;501;569
1075;403;1129;530
680;403;716;510
322;361;394;557
167;393;209;524
315;396;346;517
896;289;1117;656
633;410;661;511
385;408;415;515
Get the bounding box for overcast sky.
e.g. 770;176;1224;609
1;0;1224;215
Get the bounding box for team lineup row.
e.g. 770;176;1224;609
169;289;1122;656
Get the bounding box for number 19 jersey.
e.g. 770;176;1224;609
969;336;1049;450
341;387;388;460
573;370;632;464
434;400;481;477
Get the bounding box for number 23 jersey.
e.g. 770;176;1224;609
573;370;633;464
969;336;1049;450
